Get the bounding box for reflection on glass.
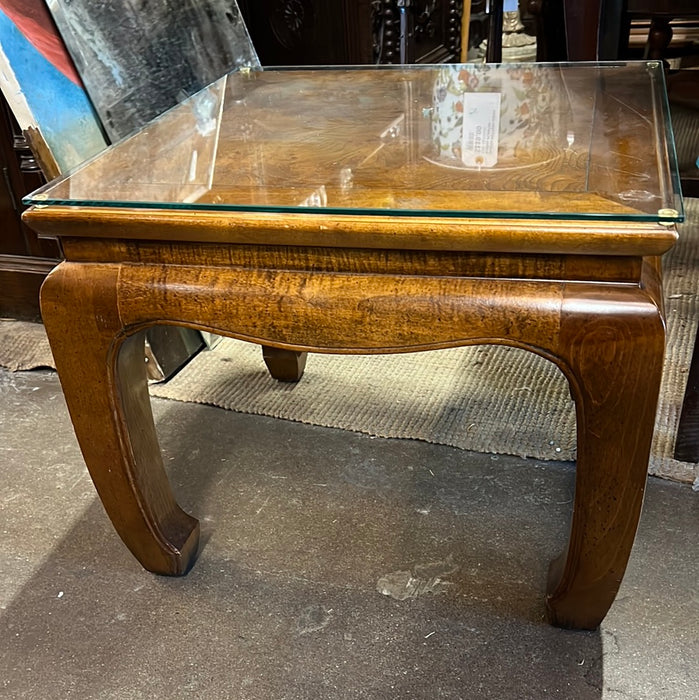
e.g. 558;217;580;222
63;79;227;204
25;62;683;223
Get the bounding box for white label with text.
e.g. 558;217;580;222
461;92;501;168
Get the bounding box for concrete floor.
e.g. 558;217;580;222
0;367;697;699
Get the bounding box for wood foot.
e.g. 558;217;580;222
545;281;665;629
262;345;308;382
40;263;199;575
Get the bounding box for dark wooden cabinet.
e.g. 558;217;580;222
0;93;59;320
238;0;463;66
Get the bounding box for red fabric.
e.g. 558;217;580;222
0;0;82;86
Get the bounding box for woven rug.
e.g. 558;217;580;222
0;320;54;371
2;201;698;486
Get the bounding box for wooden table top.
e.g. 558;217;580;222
23;63;683;256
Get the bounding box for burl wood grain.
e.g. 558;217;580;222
29;203;674;630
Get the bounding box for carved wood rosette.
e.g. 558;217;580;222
265;0;313;50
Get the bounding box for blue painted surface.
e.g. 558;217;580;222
0;9;106;172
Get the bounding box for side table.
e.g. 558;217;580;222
23;62;683;630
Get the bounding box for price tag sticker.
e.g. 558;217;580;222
461;92;501;168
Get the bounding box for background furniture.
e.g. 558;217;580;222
596;0;699;195
476;1;566;63
598;0;699;61
232;1;554;67
0;93;59;320
237;0;464;65
564;1;699;67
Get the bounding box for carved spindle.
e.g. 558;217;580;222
447;0;463;59
382;1;399;63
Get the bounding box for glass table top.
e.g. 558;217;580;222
24;61;684;223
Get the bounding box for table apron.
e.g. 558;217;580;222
41;259;664;363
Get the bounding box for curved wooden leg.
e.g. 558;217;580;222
40;263;199;575
545;286;665;629
262;345;307;382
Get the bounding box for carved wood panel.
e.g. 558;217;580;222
238;0;460;65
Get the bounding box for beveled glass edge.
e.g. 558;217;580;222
21;68;243;202
647;61;685;220
22;61;686;224
19;197;686;223
263;60;634;72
